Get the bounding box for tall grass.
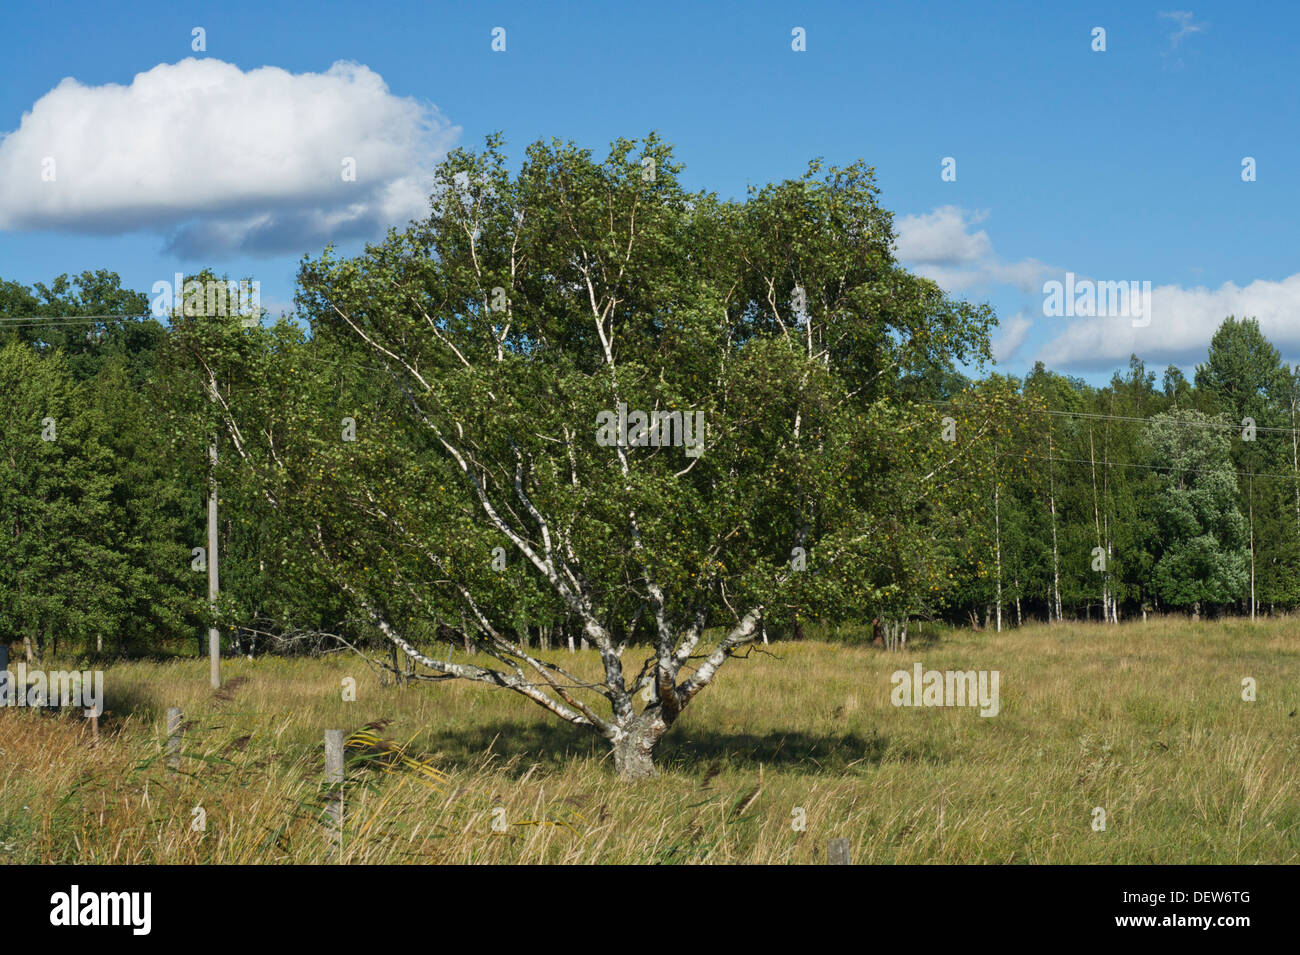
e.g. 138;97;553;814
2;618;1297;863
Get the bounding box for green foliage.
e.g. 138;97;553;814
1143;410;1248;610
2;144;1299;672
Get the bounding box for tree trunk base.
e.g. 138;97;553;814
613;740;657;780
611;718;667;780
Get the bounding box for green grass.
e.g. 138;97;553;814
1;617;1297;863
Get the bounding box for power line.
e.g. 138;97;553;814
998;449;1299;482
4;317;1297;433
1035;405;1295;436
5;324;1299;475
0;313;268;328
0;313;156;325
921;397;1300;437
297;353;392;375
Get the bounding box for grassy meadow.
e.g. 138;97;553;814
2;618;1297;864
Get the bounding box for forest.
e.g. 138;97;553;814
2;138;1298;674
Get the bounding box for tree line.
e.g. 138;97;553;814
1;137;1295;681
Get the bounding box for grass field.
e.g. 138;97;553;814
2;618;1297;864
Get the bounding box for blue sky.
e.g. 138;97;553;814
2;0;1296;383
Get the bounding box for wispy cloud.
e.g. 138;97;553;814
1160;11;1207;66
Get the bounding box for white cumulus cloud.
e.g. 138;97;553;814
0;58;459;256
992;313;1033;363
894;206;1052;295
1038;273;1300;369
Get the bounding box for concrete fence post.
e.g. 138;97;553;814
828;837;850;865
166;707;182;770
325;729;345;859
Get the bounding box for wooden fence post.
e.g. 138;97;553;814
325;729;345;859
827;837;850;864
166;707;182;770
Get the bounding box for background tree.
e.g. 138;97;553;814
1195;317;1300;615
1143;410;1248;617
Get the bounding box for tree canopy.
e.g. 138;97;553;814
1;134;1295;777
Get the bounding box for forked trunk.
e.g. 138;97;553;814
611;711;670;780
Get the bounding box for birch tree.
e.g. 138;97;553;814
195;134;992;778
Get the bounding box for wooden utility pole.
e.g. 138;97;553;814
1102;405;1116;624
1048;425;1062;622
1249;475;1256;622
1088;428;1107;623
208;431;221;690
1292;379;1300;533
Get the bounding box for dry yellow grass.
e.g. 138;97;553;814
2;617;1297;863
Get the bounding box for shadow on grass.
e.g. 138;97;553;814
98;682;170;731
418;721;608;773
412;721;949;778
663;727;910;774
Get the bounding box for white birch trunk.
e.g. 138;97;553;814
993;472;1002;634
